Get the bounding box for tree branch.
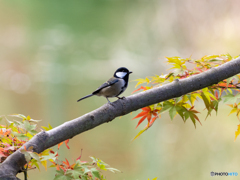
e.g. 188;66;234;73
1;56;240;179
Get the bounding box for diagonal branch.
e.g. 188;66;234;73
1;56;240;179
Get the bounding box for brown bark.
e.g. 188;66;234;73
1;56;240;179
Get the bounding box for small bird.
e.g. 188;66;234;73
77;67;132;103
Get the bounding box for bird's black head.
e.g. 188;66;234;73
114;67;132;79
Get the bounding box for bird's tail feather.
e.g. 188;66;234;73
77;94;94;102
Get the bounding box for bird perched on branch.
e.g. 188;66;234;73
77;67;132;103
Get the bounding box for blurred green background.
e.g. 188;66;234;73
1;0;240;180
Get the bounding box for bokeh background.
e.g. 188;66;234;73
1;0;240;180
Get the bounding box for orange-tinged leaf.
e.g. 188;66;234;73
234;124;240;142
65;139;70;149
49;160;56;165
142;107;151;112
132;86;147;94
148;116;157;127
190;109;200;113
193;114;202;125
132;111;149;120
227;104;234;108
152;112;157;116
196;67;203;72
217;82;236;88
58;142;64;149
215;90;219;99
2;129;11;136
135;116;147;129
70;163;76;169
63;158;70;167
60;165;66;171
0;150;6;159
147;114;152;122
189;106;194;110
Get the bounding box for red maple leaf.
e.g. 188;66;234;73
132;86;147;94
132;107;159;128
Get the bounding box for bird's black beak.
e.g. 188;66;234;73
129;71;133;74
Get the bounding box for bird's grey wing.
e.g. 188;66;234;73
92;78;119;95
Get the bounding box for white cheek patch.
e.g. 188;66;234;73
116;72;127;78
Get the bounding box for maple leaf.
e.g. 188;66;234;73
0;147;7;162
58;142;64;149
216;82;236;88
234;124;240;142
132;127;148;141
133;78;150;88
63;158;71;169
41;160;47;171
0;128;11;137
49;160;60;170
57;139;69;150
214;90;219;100
65;139;70;149
148;116;158;127
132;107;159;129
132;116;158;141
132;86;148;94
187;107;202;127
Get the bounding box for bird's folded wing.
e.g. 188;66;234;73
92;78;119;94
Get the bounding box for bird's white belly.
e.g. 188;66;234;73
97;79;125;97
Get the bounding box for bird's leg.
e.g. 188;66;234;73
106;97;111;103
117;96;125;99
106;97;115;106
